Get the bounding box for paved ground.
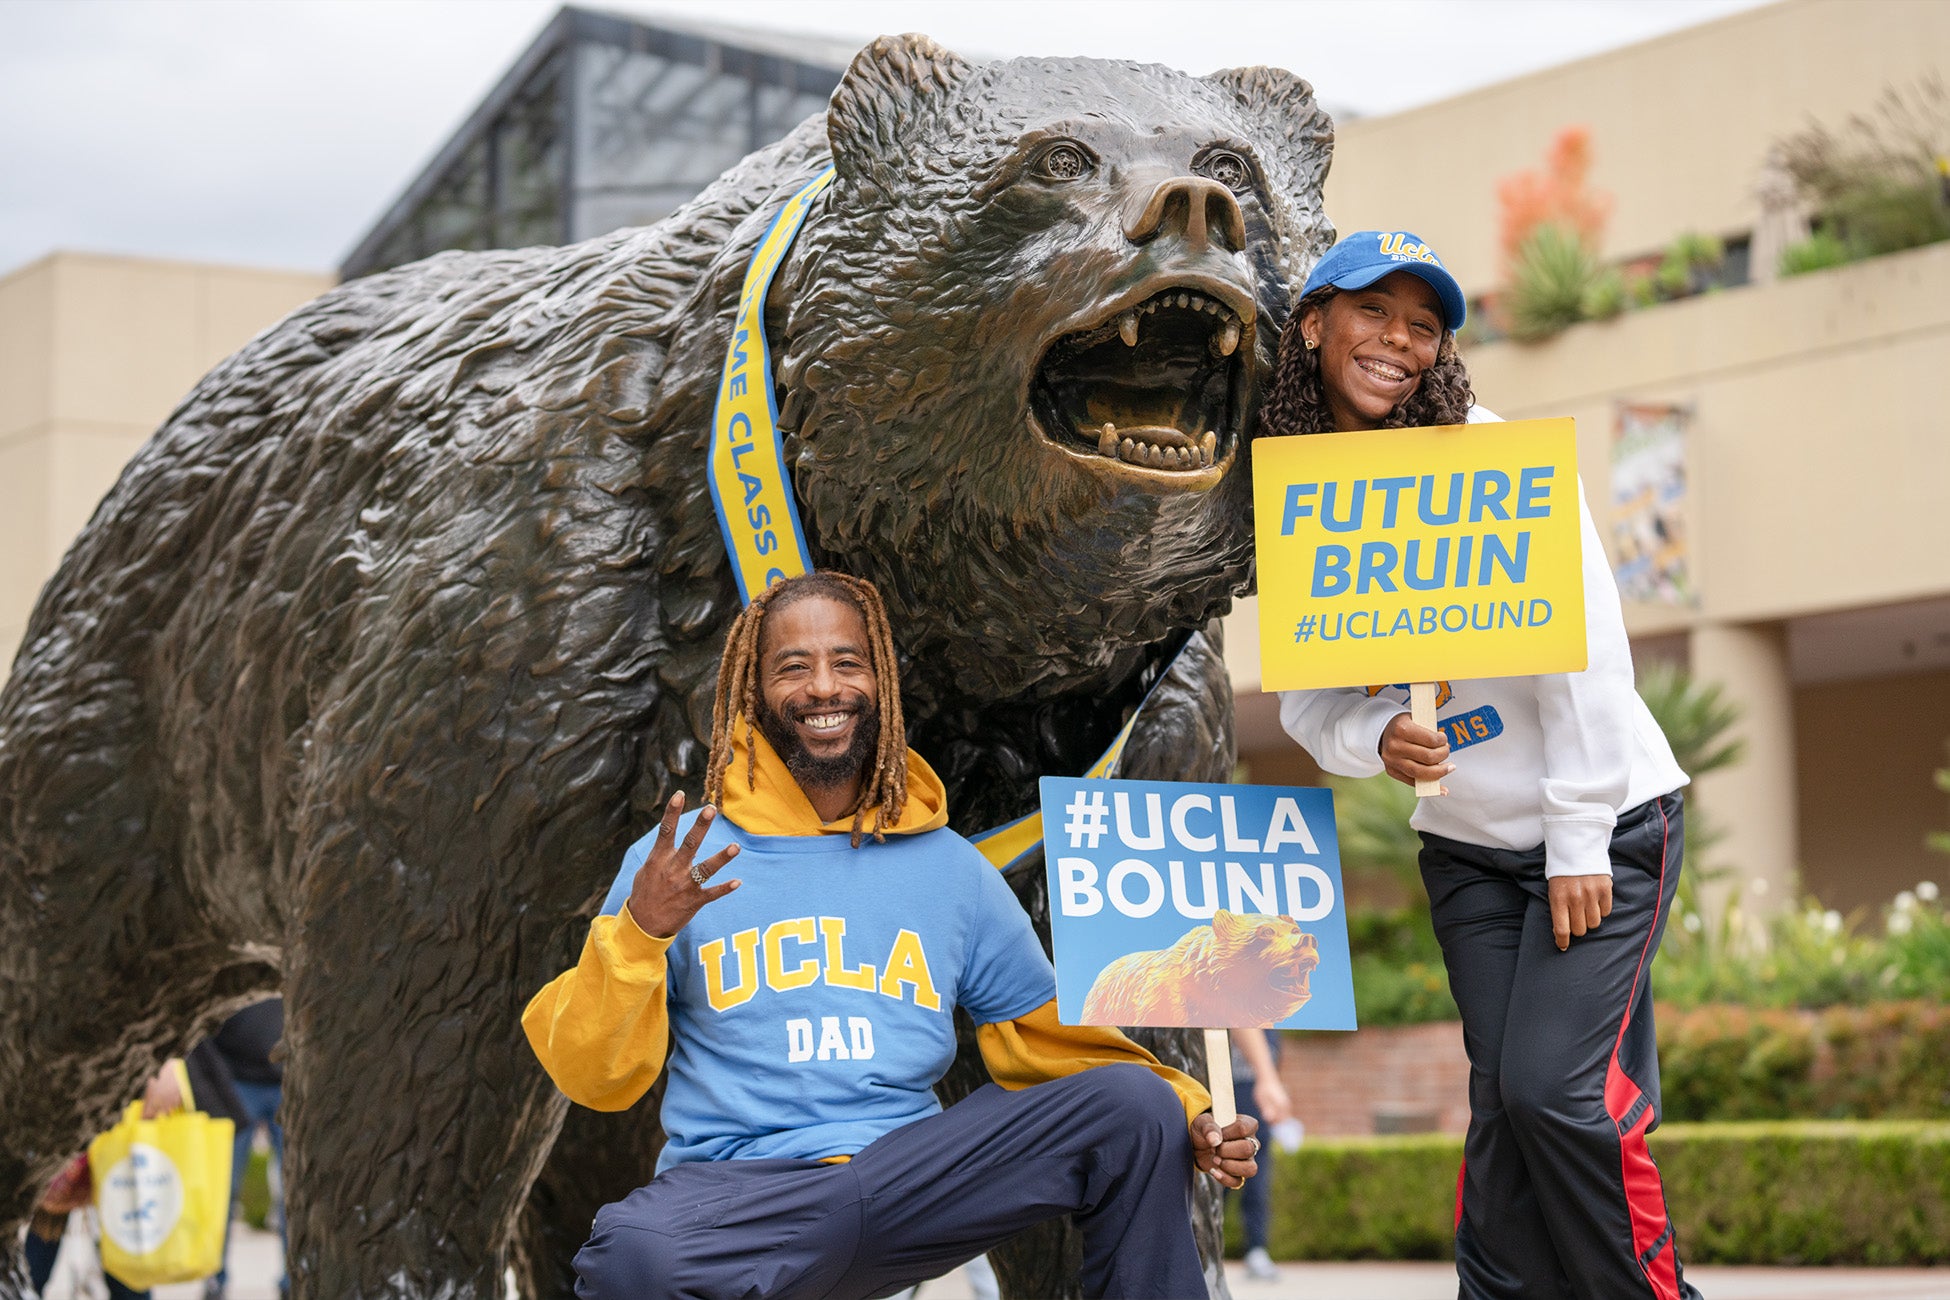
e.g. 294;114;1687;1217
37;1224;1950;1299
909;1258;1950;1300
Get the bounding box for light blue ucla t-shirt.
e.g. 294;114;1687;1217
600;812;1056;1173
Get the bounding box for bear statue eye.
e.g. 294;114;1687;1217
1197;149;1253;194
1038;143;1093;182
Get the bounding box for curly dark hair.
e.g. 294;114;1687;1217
1258;286;1476;437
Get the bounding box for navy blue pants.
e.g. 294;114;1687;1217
1422;793;1700;1300
574;1063;1205;1300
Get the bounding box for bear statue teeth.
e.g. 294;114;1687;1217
1033;283;1249;471
1106;429;1217;471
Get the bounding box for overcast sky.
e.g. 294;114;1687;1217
0;0;1771;278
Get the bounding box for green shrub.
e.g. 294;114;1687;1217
242;1146;272;1229
1656;1001;1950;1122
1655;888;1950;1010
1779;230;1853;276
1329;773;1421;888
1882;882;1950;992
1580;267;1627;320
1828;179;1950;259
1253;1133;1461;1260
1346;899;1458;1027
1238;1122;1950;1264
1653;230;1727;299
1351;954;1457;1027
1777;74;1950;269
1657;1005;1819;1121
1658;1122;1950;1265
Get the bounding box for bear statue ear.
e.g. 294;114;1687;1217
1204;65;1338;271
828;33;973;184
1212;909;1249;942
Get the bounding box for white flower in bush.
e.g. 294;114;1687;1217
1917;880;1941;903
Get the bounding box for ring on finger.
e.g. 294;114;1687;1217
1248;1136;1261;1157
689;862;707;888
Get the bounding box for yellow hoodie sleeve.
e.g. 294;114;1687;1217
521;908;674;1112
976;999;1213;1127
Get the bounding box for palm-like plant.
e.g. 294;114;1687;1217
1506;222;1597;341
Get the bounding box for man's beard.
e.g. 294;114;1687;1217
755;694;880;796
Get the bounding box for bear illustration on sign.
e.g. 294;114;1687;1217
1082;910;1322;1028
0;33;1335;1300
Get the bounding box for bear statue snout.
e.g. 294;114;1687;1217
1123;176;1247;255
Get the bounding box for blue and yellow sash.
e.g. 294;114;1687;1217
705;168;1181;873
708;168;834;603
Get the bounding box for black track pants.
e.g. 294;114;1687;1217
572;1063;1206;1300
1420;793;1701;1300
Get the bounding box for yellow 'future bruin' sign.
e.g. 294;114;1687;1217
1253;418;1587;691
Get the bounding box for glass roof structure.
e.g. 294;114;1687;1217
341;7;853;279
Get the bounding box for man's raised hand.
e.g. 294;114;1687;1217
1191;1111;1261;1190
626;791;742;939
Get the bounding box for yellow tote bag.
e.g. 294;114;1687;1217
88;1064;236;1289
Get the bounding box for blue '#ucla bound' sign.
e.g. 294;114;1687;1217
1040;777;1356;1032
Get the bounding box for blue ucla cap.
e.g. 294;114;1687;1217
1300;230;1467;331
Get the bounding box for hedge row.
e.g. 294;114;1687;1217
1659;1001;1950;1120
1230;1122;1950;1266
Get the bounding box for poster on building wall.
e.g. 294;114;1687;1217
1611;403;1693;605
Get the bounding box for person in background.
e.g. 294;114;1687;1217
201;998;284;1300
20;1058;215;1300
1229;1027;1292;1282
1264;231;1700;1300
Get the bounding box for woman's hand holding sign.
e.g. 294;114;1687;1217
1191;1111;1262;1189
626;792;742;939
1380;712;1454;794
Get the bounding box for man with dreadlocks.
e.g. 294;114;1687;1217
523;571;1259;1299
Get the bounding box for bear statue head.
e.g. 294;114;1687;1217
775;34;1335;704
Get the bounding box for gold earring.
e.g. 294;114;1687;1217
1304;337;1318;350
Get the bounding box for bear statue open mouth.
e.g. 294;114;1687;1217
1028;281;1255;479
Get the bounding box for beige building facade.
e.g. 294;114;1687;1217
1230;0;1950;916
0;253;332;659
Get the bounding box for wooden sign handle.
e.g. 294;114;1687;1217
1204;1028;1236;1127
1411;681;1442;799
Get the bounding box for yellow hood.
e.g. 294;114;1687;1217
719;717;949;838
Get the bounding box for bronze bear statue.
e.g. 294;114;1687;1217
0;33;1333;1300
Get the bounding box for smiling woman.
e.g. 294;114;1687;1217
1266;230;1706;1299
1258;229;1475;437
